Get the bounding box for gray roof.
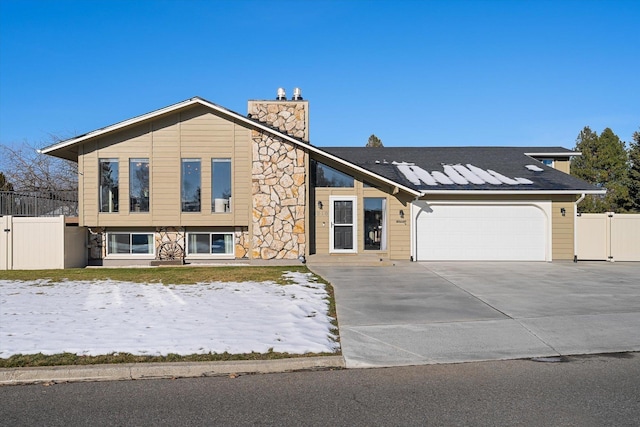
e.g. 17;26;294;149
320;146;601;193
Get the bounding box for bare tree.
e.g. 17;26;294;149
0;139;77;192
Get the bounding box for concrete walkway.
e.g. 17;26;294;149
310;261;640;368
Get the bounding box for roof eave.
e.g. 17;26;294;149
524;151;582;157
417;189;606;196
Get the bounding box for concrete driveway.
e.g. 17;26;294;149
310;262;640;368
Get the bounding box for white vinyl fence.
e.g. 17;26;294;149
576;213;640;261
1;215;87;270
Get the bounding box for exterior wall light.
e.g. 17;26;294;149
399;209;405;218
561;207;566;216
317;201;323;210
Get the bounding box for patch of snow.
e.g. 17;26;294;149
443;165;469;185
0;272;339;358
487;170;520;185
514;177;534;184
393;162;422;186
465;164;503;185
452;164;485;185
431;171;455;185
410;166;438;186
526;164;544;172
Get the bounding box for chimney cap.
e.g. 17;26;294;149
276;88;286;100
292;87;303;100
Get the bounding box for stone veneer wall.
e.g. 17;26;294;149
248;101;308;259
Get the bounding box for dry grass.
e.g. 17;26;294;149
0;265;310;285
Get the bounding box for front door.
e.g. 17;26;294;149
330;196;357;253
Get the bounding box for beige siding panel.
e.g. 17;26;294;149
552;201;575;260
81;141;99;226
313;185;411;260
554;159;570;174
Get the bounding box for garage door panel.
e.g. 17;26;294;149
416;204;547;261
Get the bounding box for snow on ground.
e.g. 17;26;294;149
0;272;339;358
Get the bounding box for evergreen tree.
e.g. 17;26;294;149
628;130;640;212
366;134;383;147
0;171;14;191
571;126;629;212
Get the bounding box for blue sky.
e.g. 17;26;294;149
0;0;638;150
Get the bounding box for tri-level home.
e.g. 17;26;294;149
40;89;604;265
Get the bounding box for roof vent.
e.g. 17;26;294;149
276;88;286;100
292;87;303;101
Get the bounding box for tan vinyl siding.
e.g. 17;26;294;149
313;184;411;260
554;159;570;174
552;198;575;260
78;105;252;228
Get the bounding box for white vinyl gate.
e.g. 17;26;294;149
1;215;87;270
576;213;640;261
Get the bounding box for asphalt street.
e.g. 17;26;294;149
1;353;639;426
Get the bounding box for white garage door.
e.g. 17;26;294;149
415;204;548;261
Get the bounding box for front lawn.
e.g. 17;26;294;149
0;266;340;368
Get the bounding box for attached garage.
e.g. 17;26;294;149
412;201;551;261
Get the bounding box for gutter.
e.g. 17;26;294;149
573;193;586;262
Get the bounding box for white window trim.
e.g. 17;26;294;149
106;232;156;259
186;232;235;259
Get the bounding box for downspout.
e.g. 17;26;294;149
573;193;586;262
411;193;424;262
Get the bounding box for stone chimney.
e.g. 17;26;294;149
248;87;309;142
248;88;309;260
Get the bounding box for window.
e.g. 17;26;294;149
313;161;354;187
187;232;234;256
107;232;154;255
129;158;149;212
181;159;201;212
541;159;554;167
99;159;119;212
364;198;387;251
211;158;232;212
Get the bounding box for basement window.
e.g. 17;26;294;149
187;232;234;256
107;232;154;255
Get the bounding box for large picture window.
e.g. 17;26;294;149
107;232;154;255
181;159;201;212
211;158;232;213
364;198;387;251
187;232;234;256
129;158;149;212
99;159;119;212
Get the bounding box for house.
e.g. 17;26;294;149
40;89;604;265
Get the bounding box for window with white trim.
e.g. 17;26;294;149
187;232;234;256
107;232;154;255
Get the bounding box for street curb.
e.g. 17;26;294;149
0;356;346;386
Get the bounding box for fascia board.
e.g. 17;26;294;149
418;189;606;196
524;152;582;157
